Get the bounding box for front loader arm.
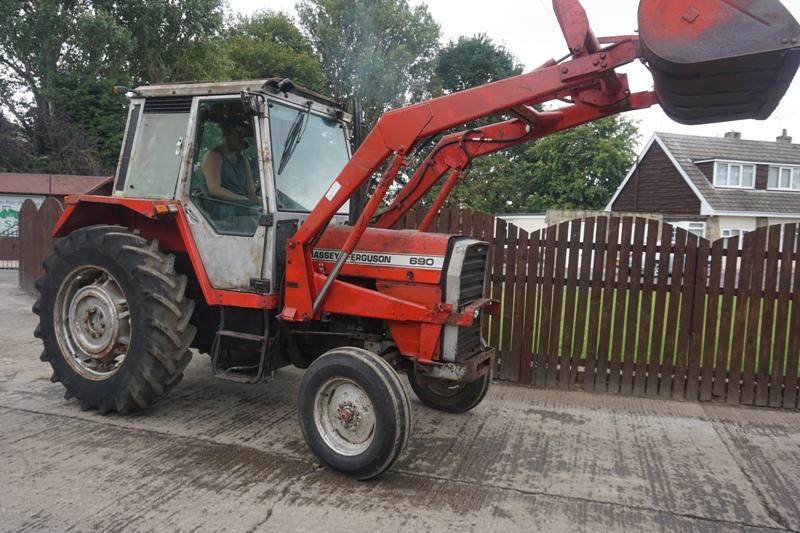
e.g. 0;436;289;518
374;89;658;231
281;32;645;322
282;0;800;324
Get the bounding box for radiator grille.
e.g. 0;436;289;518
455;243;488;356
458;244;488;306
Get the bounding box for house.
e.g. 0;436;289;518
0;172;111;233
605;130;800;241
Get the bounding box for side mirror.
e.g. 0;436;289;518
240;91;263;117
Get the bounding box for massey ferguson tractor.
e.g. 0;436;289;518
34;0;799;478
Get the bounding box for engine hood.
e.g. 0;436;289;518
313;225;457;284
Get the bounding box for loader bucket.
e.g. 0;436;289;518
639;0;800;124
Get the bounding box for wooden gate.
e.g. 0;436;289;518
18;198;64;293
0;223;19;270
399;208;800;408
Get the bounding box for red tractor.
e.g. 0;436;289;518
34;0;799;478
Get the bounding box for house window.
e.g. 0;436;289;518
767;166;800;191
714;161;755;188
687;222;706;238
671;221;706;243
721;228;746;248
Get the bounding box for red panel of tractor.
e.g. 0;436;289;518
313;225;454;284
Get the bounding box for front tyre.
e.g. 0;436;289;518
298;347;411;480
34;225;196;414
407;367;490;414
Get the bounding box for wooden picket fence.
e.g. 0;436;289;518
398;207;800;408
18;198;64;293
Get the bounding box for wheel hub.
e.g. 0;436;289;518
69;284;123;359
314;378;375;456
337;401;363;429
55;266;131;380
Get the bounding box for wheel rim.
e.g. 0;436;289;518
313;377;376;456
54;265;131;381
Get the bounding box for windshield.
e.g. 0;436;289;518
269;100;350;213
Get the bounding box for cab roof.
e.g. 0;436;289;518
133;78;342;110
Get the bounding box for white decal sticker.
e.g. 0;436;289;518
325;180;342;202
312;248;445;270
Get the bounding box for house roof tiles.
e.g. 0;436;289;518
0;173;111;197
656;132;800;215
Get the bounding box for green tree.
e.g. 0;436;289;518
433;34;523;95
414;33;523;207
224;11;326;92
49;76;128;172
449;116;640;213
0;0;226;174
419;33;639;214
0;1;131;127
296;0;440;127
0;112;41;172
99;0;227;83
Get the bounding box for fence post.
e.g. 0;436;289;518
686;236;709;401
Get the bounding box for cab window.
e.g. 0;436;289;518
268;100;350;213
190;99;263;236
123;97;191;198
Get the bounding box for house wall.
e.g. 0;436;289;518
702;216;799;242
693;161;771;191
718;216;758;232
610;143;701;215
696;162;713;182
768;216;800;227
702;215;757;242
755;166;769;189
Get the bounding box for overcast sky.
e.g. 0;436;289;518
229;0;800;148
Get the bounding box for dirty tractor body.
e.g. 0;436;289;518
35;0;799;479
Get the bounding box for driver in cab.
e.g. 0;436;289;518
202;117;260;205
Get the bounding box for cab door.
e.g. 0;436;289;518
178;96;271;292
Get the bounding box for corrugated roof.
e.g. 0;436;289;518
0;173;111;196
656;132;800;215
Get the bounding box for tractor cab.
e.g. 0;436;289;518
114;79;352;293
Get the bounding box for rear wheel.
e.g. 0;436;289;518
34;225;196;413
298;347;411;480
407;367;490;414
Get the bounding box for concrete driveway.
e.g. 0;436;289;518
1;269;799;532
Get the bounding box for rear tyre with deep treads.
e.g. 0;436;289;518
298;347;411;480
407;367;490;414
33;225;196;414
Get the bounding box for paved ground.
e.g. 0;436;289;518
2;270;800;532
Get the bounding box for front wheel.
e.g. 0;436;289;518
298;347;411;480
407;367;491;414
